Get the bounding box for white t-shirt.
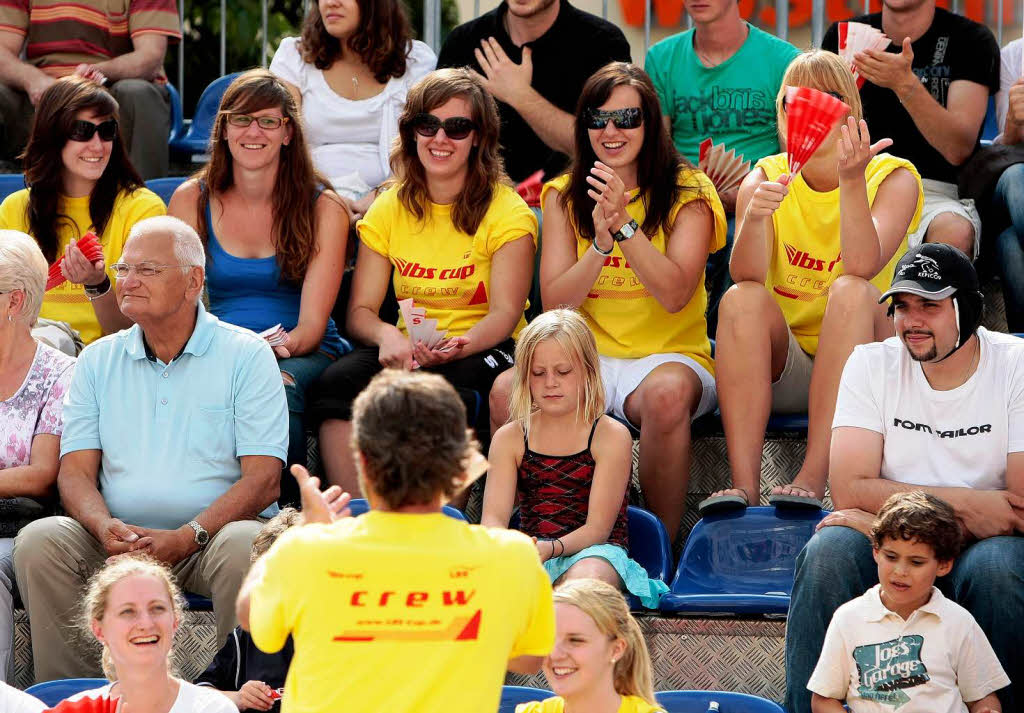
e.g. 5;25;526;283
0;683;45;713
832;328;1024;490
808;585;1009;712
57;681;237;712
270;37;436;198
996;38;1022;133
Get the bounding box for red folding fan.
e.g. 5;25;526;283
785;86;850;176
698;138;751;194
46;232;105;291
838;21;891;89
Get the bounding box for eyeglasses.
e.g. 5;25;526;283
111;262;187;278
782;90;844;112
224;113;290;130
585;107;643;131
409;113;477;140
68;119;118;142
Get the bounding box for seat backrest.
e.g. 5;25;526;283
187;72;242;145
655;689;786;712
982;94;998;143
166;83;184;142
145;177;187;206
0;173;26;202
627;505;673;582
25;678;109;706
346;497;467;521
498;685;551;713
670;506;824;596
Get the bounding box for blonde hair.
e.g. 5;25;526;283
0;230;48;323
776;50;862;141
554;579;656;704
251;506;302;561
507;309;604;431
81;555;186;681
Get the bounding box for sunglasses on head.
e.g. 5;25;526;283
782;90;843;112
410;113;477;140
68;119;118;142
585;107;643;131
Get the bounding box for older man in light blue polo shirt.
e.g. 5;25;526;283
13;216;289;681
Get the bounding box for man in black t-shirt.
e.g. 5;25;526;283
437;0;631;183
822;0;998;261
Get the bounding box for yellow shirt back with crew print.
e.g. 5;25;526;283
517;694;666;713
756;152;923;356
0;186;166;344
358;183;537;339
249;511;555;713
541;169;726;372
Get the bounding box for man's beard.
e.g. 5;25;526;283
903;331;938;362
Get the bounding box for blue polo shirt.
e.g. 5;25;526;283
61;302;289;530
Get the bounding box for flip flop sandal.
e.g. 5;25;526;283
698;492;748;517
768;493;824;509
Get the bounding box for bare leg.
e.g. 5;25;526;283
556;556;623;590
318;418;362;496
623;362;702;542
779;275;890;499
924;212;976;258
714;282;791;505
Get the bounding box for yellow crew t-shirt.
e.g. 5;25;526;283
541;169;727;372
0;187;166;344
755;152;923;356
249;511;556;713
517;694;666;713
358;183;538;339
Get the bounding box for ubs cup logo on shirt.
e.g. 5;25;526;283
853;635;930;709
391;257;489;307
773;244;841;301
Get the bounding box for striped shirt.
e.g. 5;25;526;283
0;0;180;78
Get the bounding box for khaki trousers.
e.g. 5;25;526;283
13;516;260;682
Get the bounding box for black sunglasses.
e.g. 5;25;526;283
410;113;477;140
585;107;643;131
68;119;118;142
782;90;843;112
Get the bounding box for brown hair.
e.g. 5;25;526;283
298;0;414;82
391;68;508;236
351;369;479;509
194;68;337;283
871;491;962;562
565;62;700;242
251;507;303;561
22;75;144;263
81;555;186;681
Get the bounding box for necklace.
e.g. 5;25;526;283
351;76;358;97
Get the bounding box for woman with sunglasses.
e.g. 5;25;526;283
0;75;165;347
308;68;537;495
168;69;349;505
708;50;923;513
489;62;726;541
270;0;435;219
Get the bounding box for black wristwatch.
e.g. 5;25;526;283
187;520;210;549
83;275;111;300
612;218;638;243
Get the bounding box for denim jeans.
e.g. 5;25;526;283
994;163;1024;333
278;351;335;505
785;525;1024;713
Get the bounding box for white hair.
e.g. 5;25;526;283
0;229;48;324
125;216;206;302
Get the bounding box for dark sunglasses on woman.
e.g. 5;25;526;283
410;113;477;140
68;119;118;142
585;107;643;131
782;90;844;112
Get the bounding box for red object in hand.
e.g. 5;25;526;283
515;170;544;208
785;86;850;176
46;232;104;291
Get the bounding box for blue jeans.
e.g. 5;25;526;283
785;526;1024;713
278;351;335;504
994;163;1024;333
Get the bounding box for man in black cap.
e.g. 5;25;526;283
783;242;1024;713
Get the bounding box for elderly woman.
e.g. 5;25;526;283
0;230;75;682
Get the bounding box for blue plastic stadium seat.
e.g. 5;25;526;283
145;176;187;206
347;497;467;521
0;173;25;202
658;505;825;616
765;412;808;433
170;73;241;156
498;685;551;713
26;678;108;706
981;94;998;145
655;689;786;712
166;82;185;144
185;591;213;611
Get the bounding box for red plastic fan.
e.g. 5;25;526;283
785;86;850;176
838;21;891;89
515;169;544;208
46;232;105;291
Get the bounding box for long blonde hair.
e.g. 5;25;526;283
507;308;604;431
82;555;186;681
554;579;657;704
776;50;862;143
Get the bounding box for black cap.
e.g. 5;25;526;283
878;243;979;304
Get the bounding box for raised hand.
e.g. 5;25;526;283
471;38;533;107
837;116;893;180
291;464;352;525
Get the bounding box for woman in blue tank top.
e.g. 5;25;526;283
168;69;351;505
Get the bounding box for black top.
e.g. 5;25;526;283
196;626;294;713
822;9;999;184
437;0;632;182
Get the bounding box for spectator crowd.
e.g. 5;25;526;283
0;0;1021;711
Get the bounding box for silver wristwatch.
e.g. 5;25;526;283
186;520;210;548
612;218;638;243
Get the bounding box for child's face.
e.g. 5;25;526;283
872;537;953;618
529;339;582;417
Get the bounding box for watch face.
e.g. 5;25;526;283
197;530;210;545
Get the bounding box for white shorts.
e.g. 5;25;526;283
599;353;717;428
907;179;982;260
